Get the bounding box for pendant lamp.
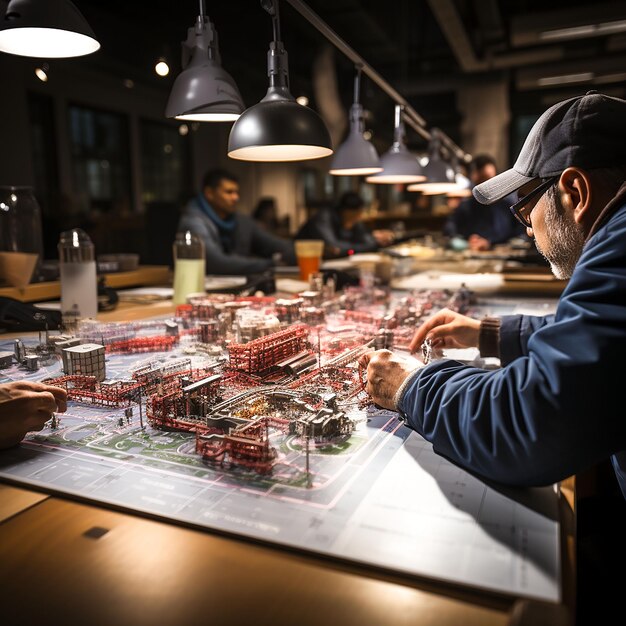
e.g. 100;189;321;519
365;105;425;184
407;128;460;194
0;0;100;58
329;68;381;176
228;0;332;162
165;2;244;122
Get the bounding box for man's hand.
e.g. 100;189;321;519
358;350;422;410
372;229;395;247
409;308;481;357
0;381;68;449
468;234;491;251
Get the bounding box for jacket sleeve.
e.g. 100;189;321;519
249;222;296;265
347;223;379;253
499;314;555;364
178;211;273;275
396;212;626;488
305;211;376;256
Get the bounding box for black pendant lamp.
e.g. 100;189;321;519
228;0;332;162
165;1;244;122
0;0;100;58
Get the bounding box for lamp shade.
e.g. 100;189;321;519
407;157;459;193
165;15;244;122
0;0;100;58
329;103;381;176
229;96;332;161
365;143;425;184
407;128;461;193
365;104;425;184
228;42;332;162
166;53;244;121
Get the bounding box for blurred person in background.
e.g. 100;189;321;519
178;169;295;275
444;153;528;251
296;191;394;258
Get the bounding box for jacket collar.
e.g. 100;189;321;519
587;181;626;241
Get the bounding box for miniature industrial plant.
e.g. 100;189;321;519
6;276;474;485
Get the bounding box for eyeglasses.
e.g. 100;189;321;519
509;175;559;229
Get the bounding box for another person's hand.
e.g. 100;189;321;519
408;308;481;358
372;229;395;247
0;381;68;449
358;350;422;410
468;234;491;251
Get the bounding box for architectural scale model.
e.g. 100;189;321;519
0;281;562;602
36;281;473;479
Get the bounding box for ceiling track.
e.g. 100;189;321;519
283;0;469;161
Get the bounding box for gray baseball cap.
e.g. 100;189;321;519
473;91;626;205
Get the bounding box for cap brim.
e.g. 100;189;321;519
473;169;534;204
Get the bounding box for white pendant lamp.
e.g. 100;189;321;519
365;104;425;184
0;0;100;58
329;68;381;176
228;0;332;162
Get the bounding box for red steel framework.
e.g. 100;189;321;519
228;324;309;373
107;335;179;354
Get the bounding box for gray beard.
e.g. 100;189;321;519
534;189;586;280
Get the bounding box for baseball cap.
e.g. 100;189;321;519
473;91;626;205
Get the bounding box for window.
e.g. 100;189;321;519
28;92;59;219
139;119;191;205
68;104;132;215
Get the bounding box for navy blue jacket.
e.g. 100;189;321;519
444;194;528;244
398;184;626;497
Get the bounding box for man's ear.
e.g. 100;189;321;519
559;167;592;225
203;186;214;202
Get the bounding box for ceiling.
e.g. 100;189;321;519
70;0;626;151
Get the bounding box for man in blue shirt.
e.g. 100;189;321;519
177;169;295;275
443;153;528;251
360;91;626;625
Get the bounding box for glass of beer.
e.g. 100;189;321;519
294;239;324;281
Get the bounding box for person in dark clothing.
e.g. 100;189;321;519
177;169;295;275
359;92;626;626
444;153;528;251
296;191;394;258
252;197;279;231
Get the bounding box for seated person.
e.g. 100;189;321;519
253;197;279;231
443;154;528;251
296;191;394;258
177;169;295;275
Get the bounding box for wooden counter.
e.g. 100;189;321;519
0;265;171;303
0;483;572;626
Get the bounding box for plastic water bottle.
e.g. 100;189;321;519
172;231;205;305
58;228;98;321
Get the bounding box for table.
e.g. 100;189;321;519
0;481;573;626
0;292;575;626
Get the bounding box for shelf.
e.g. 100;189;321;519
0;265;171;303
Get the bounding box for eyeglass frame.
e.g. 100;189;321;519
509;175;560;229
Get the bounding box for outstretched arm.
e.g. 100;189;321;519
0;381;68;449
